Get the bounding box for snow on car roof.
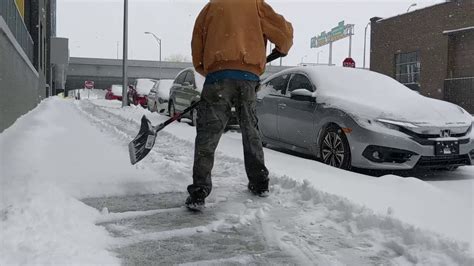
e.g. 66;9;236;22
135;78;157;95
111;84;123;96
266;66;471;126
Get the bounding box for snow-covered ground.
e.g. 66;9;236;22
1;96;473;265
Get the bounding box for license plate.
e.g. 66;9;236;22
435;141;459;156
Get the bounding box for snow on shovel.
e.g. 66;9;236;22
129;101;200;165
128;53;282;164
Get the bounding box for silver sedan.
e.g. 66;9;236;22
256;66;474;170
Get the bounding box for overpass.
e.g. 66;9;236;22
66;57;290;90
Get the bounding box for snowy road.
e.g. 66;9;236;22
1;97;473;265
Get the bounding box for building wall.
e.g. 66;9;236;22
0;18;40;132
370;1;474;99
447;30;474;78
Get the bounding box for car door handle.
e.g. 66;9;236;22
278;103;286;108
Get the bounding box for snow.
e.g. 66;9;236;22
265;66;473;128
135;78;157;96
1;97;473;264
111;84;123;96
156;79;174;100
443;26;474;35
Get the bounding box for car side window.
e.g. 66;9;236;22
175;72;187;85
184;71;195;86
287;74;314;95
267;74;290;95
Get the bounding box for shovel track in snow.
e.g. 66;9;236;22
77;100;473;265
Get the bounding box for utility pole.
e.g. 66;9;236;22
122;0;128;107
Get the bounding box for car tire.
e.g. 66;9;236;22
319;124;351;170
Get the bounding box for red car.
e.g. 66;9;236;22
105;84;124;101
128;78;158;107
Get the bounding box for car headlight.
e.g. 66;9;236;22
377;119;419;130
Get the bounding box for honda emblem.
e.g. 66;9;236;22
440;129;451;138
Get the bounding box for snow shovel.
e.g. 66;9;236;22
129;53;283;165
129;100;201;165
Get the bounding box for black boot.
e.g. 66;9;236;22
248;180;269;197
185;190;206;211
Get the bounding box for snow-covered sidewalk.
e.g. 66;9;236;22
1;97;473;265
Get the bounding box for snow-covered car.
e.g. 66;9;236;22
169;68;239;127
257;66;474;170
105;84;124;101
147;79;174;114
129;78;158;107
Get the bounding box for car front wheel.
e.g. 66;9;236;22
320;125;351;170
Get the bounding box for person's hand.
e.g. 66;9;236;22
266;49;287;63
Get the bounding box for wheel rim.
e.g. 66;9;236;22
321;132;345;168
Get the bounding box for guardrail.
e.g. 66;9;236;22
444;77;474;114
0;0;34;62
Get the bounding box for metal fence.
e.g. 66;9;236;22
0;0;34;62
444;77;474;114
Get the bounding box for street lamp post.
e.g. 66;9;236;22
363;22;371;69
122;0;128;107
407;3;417;12
145;31;162;62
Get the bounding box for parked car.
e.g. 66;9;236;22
129;78;158;107
257;66;474;170
169;68;239;127
105;84;124;101
147;79;174;114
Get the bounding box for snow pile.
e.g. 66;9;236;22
0;179;118;265
0;98;161;264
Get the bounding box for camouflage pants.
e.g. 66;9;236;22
188;79;269;198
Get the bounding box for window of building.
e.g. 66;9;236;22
394;51;420;90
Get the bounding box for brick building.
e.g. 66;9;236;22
370;0;474;113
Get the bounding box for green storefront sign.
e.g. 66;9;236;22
311;21;354;48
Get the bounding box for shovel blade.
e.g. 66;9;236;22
129;115;156;165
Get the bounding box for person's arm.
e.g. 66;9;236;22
191;4;210;76
258;0;294;55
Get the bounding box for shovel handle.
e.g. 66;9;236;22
154;100;201;133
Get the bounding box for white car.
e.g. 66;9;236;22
147;79;174;114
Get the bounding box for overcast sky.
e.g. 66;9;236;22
57;0;444;67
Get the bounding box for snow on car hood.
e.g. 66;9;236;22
306;66;472;128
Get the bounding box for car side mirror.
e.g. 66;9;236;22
290;89;315;102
